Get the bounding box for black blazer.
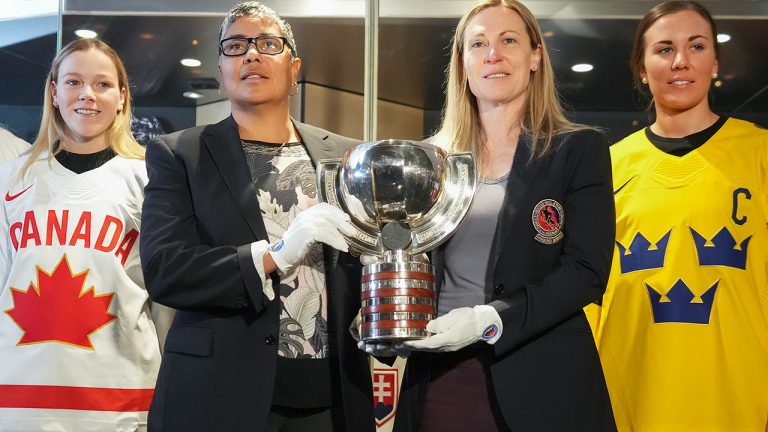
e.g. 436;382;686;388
140;116;374;432
395;130;617;431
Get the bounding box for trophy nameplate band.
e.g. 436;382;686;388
363;312;435;322
361;296;436;307
361;270;435;283
362;279;433;291
363;261;432;273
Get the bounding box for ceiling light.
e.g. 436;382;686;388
180;58;202;67
717;34;731;43
74;29;97;39
571;63;594;73
183;91;203;99
542;31;554;38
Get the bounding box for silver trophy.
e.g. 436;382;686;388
318;139;476;342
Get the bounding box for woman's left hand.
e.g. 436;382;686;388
402;305;502;352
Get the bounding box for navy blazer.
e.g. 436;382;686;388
394;130;617;431
140;116;374;431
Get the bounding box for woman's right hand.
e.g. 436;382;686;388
268;203;355;273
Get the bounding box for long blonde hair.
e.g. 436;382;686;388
22;38;144;177
436;0;590;164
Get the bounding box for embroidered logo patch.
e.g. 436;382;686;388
268;239;284;252
482;324;499;341
532;199;564;244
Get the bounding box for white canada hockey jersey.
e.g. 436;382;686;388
0;153;169;432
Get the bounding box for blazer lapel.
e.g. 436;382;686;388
491;133;544;266
202;115;269;240
293;121;344;269
293;120;337;164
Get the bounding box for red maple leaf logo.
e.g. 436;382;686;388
5;255;116;349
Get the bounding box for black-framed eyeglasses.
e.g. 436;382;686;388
219;36;294;57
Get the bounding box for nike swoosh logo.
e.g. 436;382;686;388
5;184;33;202
613;175;636;195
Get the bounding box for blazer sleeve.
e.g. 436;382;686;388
491;131;616;355
140;135;269;312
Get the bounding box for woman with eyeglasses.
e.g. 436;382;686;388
591;1;768;430
0;38;173;431
140;2;376;432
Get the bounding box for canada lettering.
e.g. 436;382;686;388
9;210;138;266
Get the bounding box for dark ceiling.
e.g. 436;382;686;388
1;13;766;118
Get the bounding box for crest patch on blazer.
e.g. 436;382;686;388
532;199;564;244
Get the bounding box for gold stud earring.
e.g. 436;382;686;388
641;76;648;85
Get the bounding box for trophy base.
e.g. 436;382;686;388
360;255;436;343
362;327;429;341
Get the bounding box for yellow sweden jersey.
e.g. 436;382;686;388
594;118;768;432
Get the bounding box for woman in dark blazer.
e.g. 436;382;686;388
140;2;374;431
386;1;617;430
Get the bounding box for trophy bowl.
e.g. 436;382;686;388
318;139;476;342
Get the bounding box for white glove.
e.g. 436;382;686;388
402;305;502;352
360;254;380;266
349;309;363;342
268;203;355;273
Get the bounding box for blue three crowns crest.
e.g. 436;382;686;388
617;227;750;324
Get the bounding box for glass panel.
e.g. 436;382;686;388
374;0;768;143
57;0;366;139
0;1;59;142
3;1;766;148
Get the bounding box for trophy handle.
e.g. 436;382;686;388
409;151;477;254
317;159;383;255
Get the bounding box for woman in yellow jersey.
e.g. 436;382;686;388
593;1;768;431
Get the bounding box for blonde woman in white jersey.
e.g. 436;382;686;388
0;38;172;432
